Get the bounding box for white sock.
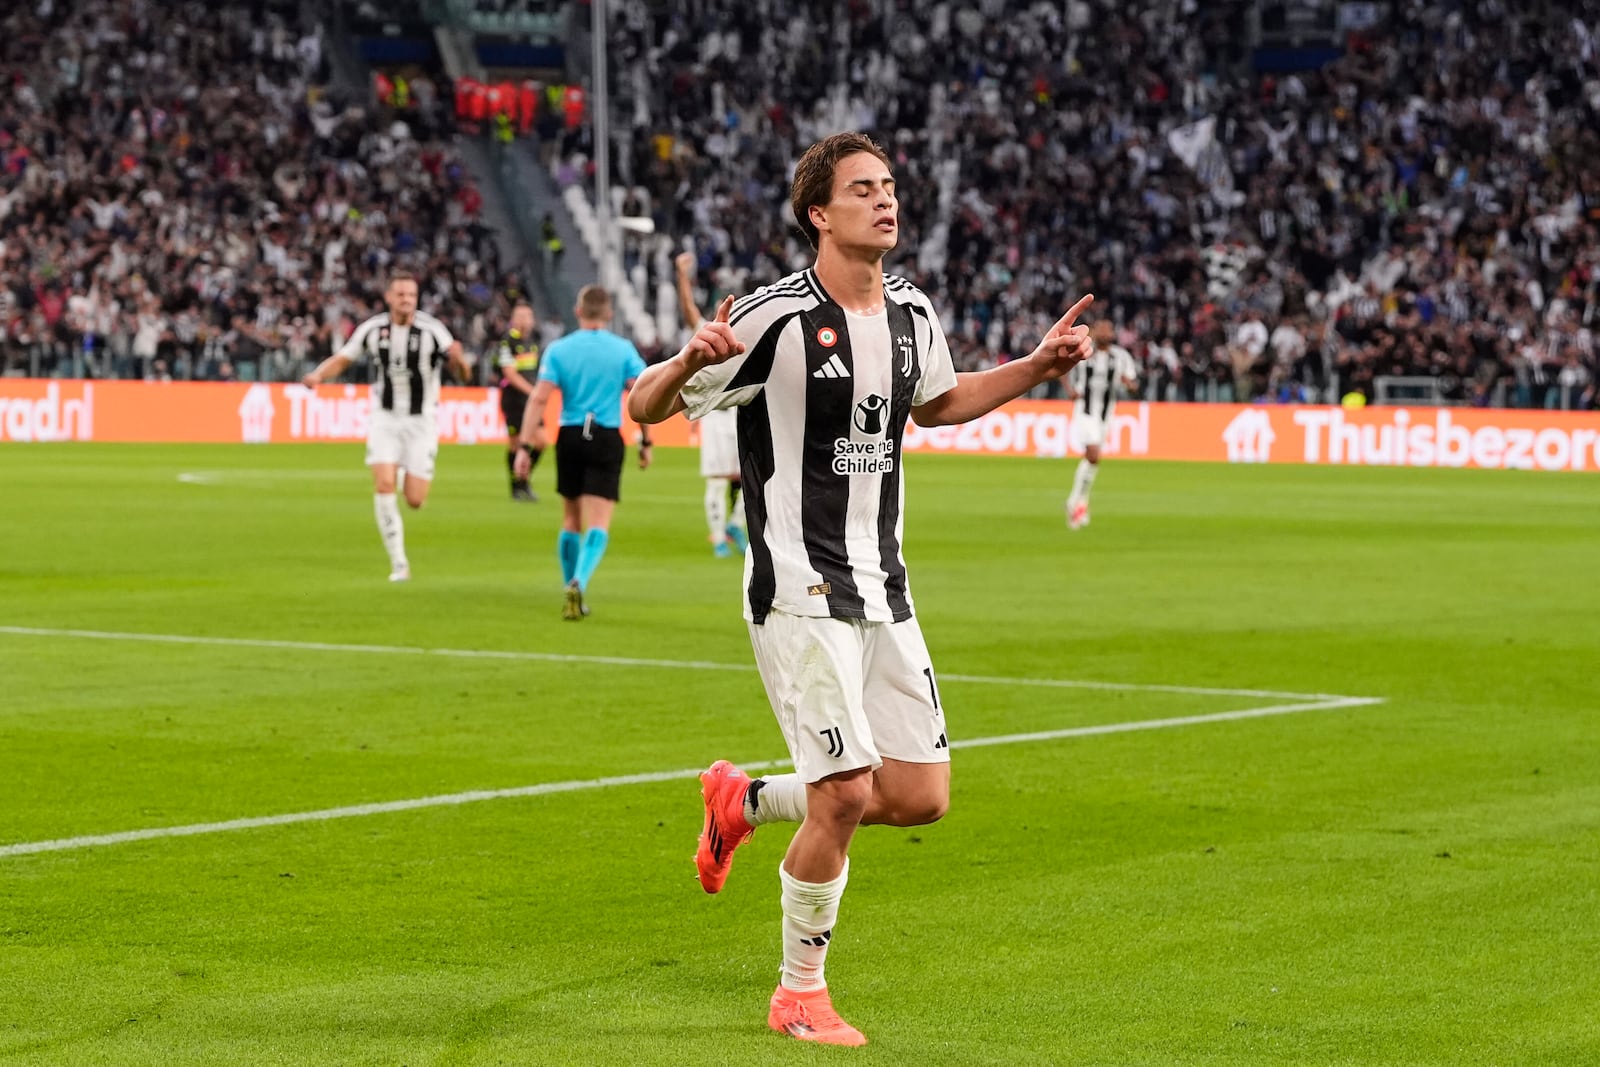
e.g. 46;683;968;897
745;774;807;826
373;492;407;568
727;483;747;537
779;859;848;992
704;477;729;543
1069;459;1099;509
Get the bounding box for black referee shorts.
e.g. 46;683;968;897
555;424;625;501
500;386;530;435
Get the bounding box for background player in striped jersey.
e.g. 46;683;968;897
629;132;1094;1047
1065;320;1140;530
301;271;470;581
495;302;544;502
675;251;749;558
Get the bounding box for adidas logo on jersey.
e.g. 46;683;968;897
812;354;850;379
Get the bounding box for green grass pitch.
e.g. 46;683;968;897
1;442;1597;1065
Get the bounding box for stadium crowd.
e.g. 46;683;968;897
581;0;1599;408
0;0;519;383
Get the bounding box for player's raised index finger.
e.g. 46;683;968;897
714;294;735;323
1059;293;1094;329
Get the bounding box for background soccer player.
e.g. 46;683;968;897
674;251;748;557
515;285;650;620
629;132;1094;1046
1065;319;1140;530
495;301;543;502
302;271;471;581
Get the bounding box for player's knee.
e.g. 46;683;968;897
810;774;872;828
908;793;949;825
405;494;426;510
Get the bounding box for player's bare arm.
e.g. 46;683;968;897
501;367;536;395
913;294;1095;427
629;294;744;424
675;252;704;332
301;353;352;388
514;380;557;476
446;341;473;384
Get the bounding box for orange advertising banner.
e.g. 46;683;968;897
2;380;1598;472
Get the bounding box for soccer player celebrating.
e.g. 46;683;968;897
515;285;650;620
302;271;470;581
674;250;748;557
496;302;543;502
1065;319;1140;530
628;133;1094;1046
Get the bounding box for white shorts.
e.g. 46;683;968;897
698;408;739;478
366;412;439;480
1070;412;1106;450
747;610;949;783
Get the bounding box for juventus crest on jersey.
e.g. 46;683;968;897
336;311;457;417
681;269;957;625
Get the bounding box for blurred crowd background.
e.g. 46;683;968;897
3;0;1596;410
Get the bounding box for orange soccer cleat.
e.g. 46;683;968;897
695;759;755;894
768;985;867;1046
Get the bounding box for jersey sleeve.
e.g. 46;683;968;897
679;291;796;419
418;315;455;351
623;345;647;384
1117;347;1139;381
912;303;957;407
536;341;563;386
495;338;515;369
335;319;375;363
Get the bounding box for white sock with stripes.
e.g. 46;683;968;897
779;859;848;992
1069;459;1098;509
373;493;407;569
704;477;729;544
745;774;807;826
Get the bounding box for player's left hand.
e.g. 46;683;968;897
1028;294;1095;380
513;448;533;479
638;443;653;470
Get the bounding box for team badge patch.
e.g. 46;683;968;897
817;326;838;348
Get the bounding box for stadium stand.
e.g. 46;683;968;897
3;0;1595;410
0;0;521;383
576;0;1598;408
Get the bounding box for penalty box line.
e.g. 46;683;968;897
0;709;1383;861
0;625;1368;703
0;625;1383;860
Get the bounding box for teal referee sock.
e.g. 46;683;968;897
574;529;609;591
558;530;581;584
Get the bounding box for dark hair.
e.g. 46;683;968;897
790;133;893;250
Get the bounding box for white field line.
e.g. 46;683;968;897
0;626;1352;701
0;696;1381;860
0;624;1383;859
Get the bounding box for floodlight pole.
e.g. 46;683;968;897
591;0;615;291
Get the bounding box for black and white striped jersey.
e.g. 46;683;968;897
1069;345;1138;423
336;311;456;417
681;268;958;625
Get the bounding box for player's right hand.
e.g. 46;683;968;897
680;294;744;369
512;448;532;479
675;251;696;277
300;373;320;389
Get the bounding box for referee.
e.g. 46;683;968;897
495;302;543;501
515;285;651;620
